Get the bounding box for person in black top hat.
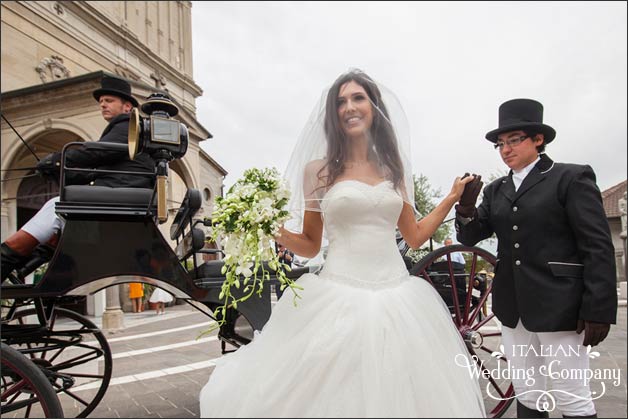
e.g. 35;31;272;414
1;75;155;282
455;98;617;418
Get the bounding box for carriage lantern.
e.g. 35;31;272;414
128;92;189;221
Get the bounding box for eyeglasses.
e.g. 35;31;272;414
494;135;529;150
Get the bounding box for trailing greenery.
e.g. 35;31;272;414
200;168;301;336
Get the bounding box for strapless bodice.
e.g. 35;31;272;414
318;180;408;286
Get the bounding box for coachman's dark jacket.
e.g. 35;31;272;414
456;154;617;332
63;113;155;188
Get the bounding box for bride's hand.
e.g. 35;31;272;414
449;174;475;201
274;226;287;246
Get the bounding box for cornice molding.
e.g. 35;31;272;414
13;1;203;98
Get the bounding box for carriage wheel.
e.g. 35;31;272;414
7;308;112;418
411;245;515;418
1;342;64;418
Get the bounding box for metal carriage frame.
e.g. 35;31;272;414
1;142;513;418
0;141;313;418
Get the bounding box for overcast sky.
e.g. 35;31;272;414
191;1;627;207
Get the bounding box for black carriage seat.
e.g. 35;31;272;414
55;141;157;220
63;185;154;205
55;185;156;220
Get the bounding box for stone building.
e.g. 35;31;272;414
602;180;627;283
1;1;226;314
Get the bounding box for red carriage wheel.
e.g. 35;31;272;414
410;244;515;418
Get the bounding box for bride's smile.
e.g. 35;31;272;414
337;80;373;138
200;69;484;418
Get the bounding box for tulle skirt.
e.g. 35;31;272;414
199;273;485;418
149;287;174;303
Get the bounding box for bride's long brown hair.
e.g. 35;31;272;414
318;69;404;192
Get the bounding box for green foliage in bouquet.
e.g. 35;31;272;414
202;167;302;335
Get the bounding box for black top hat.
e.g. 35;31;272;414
485;98;556;144
93;75;139;107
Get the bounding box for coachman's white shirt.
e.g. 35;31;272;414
512;156;540;191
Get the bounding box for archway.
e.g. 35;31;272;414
13;129;83;229
16;173;58;230
9;128;86;314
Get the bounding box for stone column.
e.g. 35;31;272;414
619;192;627;300
101;285;125;331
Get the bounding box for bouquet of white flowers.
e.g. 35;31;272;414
207;167;302;328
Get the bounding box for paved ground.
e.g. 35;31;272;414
500;305;627;418
49;295;627;418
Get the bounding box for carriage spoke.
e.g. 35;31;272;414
49;311;58;329
2;379;28;400
446;255;462;326
16;317;39;357
70;373;106;382
468;281;493;325
418;269;434;286
411;244;511;418
57;384;90;406
8;307;113;417
486;373;507;399
26;342;37;358
471;312;495;331
479;345;498;355
6;390;20;405
1;381;49;414
470;349;507;399
47;345;67;364
462;252;479;324
25;394;34;417
48;347;102;371
51;378;89;406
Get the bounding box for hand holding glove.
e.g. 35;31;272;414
455;173;483;218
576;319;610;347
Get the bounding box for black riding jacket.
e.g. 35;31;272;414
63;113;155;188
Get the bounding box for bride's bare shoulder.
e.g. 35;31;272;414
304;159;328;176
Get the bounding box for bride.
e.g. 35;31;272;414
199;69;485;418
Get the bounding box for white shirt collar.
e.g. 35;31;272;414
512;156;540;191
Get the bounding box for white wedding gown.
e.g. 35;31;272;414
200;180;486;418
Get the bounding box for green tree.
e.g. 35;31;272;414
404;174;451;263
413;173;450;244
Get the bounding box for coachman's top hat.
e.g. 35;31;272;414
93;75;139;107
485;98;556;144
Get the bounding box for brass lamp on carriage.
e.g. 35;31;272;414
128;93;189;222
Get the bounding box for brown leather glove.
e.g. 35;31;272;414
455;173;483;218
576;319;611;347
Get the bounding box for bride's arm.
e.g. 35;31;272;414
397;175;474;249
275;210;323;258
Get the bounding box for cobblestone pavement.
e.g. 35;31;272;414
56;298;625;418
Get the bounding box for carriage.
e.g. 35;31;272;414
1;102;514;418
